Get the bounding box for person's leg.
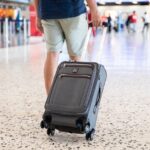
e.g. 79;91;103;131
147;23;150;33
133;23;136;32
60;14;88;61
44;51;59;95
144;23;147;33
146;23;149;33
128;23;131;32
69;56;81;62
41;19;64;95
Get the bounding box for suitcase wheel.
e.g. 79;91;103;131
40;120;45;129
47;128;55;136
76;123;83;131
85;124;90;133
85;128;95;141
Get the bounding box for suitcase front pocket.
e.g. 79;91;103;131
48;73;92;114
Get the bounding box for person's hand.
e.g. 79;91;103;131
36;17;44;33
90;9;101;27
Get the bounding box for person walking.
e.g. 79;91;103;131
107;14;112;33
130;11;137;32
126;13;132;33
34;0;101;95
142;12;150;33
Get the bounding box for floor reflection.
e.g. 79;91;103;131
0;29;150;73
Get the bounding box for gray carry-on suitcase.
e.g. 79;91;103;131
40;61;107;140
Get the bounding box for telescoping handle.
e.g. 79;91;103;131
81;25;107;62
81;27;92;61
95;27;107;62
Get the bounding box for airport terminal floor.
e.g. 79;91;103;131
0;28;150;150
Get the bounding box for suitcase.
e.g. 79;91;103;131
40;61;107;141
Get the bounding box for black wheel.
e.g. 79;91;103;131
85;129;95;141
47;128;55;136
40;120;45;129
51;129;55;136
47;128;51;136
85;124;90;133
86;132;90;141
89;129;95;141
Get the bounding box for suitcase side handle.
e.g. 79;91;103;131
93;87;101;114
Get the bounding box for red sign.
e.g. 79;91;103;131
29;5;42;36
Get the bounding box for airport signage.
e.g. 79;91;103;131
4;0;31;4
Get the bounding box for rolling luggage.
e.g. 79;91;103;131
40;61;107;140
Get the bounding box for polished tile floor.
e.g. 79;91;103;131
0;29;150;150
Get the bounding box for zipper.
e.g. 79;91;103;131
59;74;91;79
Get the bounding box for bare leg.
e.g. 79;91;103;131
70;55;81;62
44;51;59;95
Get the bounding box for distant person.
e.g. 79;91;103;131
0;15;5;34
142;12;150;33
114;15;123;32
107;14;112;33
113;16;119;32
126;14;132;32
130;11;137;32
15;8;21;33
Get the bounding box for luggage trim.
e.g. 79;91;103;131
63;63;94;69
59;74;91;79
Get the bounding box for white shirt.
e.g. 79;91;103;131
144;14;150;23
